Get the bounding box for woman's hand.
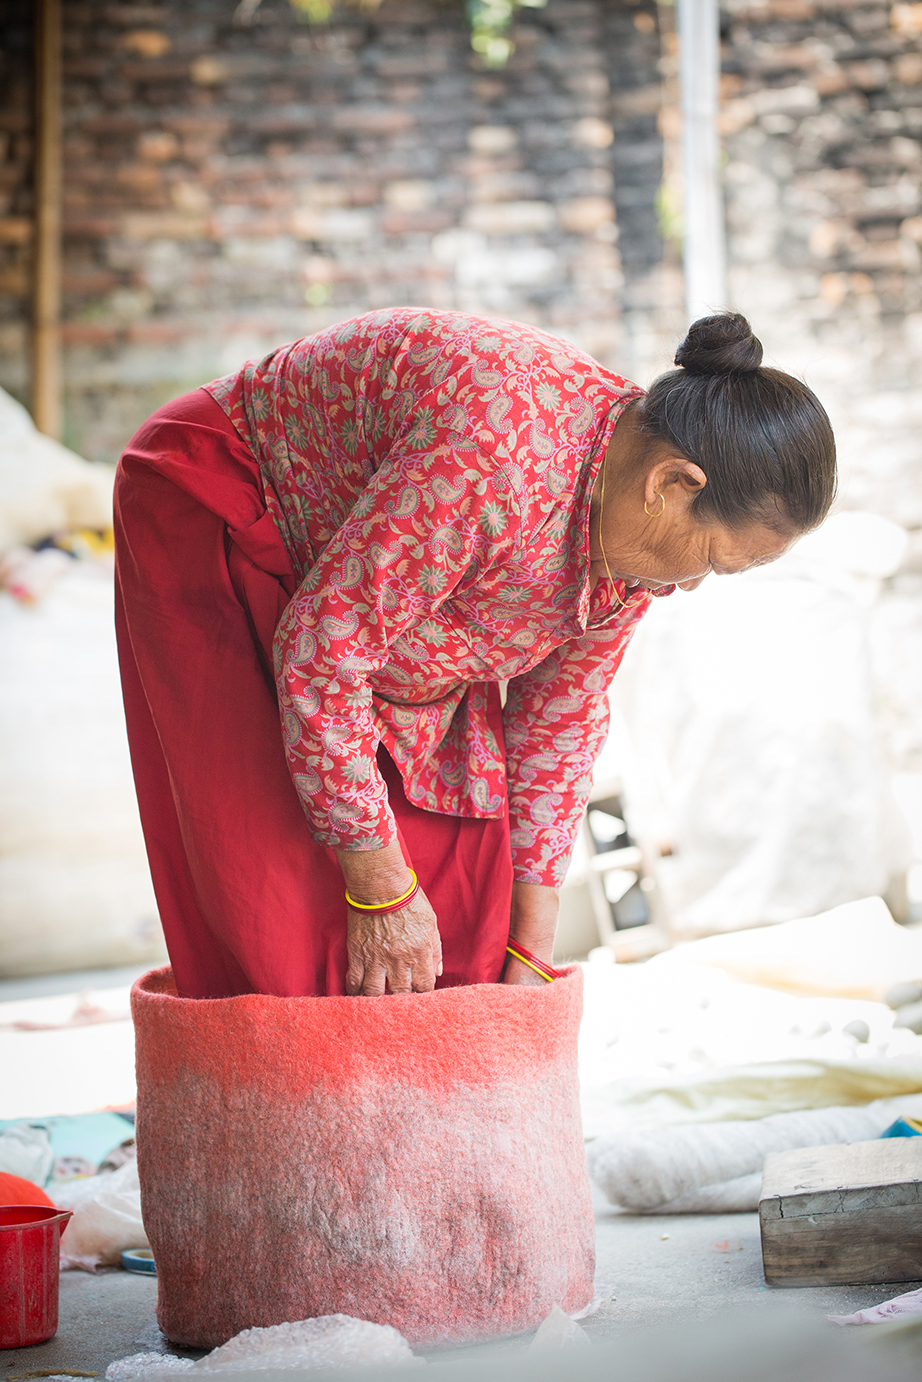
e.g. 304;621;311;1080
504;881;560;986
345;889;442;996
335;842;442;996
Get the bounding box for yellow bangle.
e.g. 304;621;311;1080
345;870;419;913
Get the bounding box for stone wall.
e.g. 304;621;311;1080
719;0;922;772
722;0;922;524
0;0;666;463
2;0;922;772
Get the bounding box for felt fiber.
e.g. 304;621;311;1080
132;966;593;1349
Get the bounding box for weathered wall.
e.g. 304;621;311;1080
718;0;922;772
4;0;921;508
722;0;922;525
2;0;922;770
0;0;666;463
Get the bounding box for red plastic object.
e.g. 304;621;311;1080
0;1205;73;1349
0;1174;54;1209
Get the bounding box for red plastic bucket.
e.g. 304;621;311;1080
0;1205;73;1349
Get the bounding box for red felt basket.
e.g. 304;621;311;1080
132;965;593;1349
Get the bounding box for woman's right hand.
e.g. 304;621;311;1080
335;842;442;996
345;887;442;996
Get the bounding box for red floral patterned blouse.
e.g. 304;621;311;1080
206;308;670;886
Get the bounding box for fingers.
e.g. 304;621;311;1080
345;950;389;997
345;965;363;997
410;954;436;993
349;962;425;996
360;964;388;998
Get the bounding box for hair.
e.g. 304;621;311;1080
638;312;837;532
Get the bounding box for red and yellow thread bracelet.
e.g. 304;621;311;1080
505;941;564;983
345;870;419;915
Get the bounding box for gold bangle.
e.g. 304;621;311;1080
344;870;419;913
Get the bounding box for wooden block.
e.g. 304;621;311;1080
760;1138;922;1287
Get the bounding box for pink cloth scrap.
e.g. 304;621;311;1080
828;1285;922;1325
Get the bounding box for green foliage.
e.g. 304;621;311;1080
656;179;683;253
282;0;548;66
467;0;547;67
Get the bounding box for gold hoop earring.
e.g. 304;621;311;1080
644;494;665;518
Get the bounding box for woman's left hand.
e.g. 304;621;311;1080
504;881;560;986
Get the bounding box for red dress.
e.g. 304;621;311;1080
115;310;662;998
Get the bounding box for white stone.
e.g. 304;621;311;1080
467;125;517;155
463;201;556;235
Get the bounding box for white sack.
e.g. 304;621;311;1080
0;560;165;975
0;1122;55;1185
55;1155;148;1270
0;386;113;551
614;514;910;940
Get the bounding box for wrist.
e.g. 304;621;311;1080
509;881;559;958
336;843;414;908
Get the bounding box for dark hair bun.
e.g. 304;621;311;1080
674;312;763;376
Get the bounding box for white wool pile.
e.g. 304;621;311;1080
577;939;922;1139
586;1095;922;1213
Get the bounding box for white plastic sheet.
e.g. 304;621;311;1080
55;1156;149;1271
577;930;922;1139
0;561;164;974
614;514;911;940
0;1122;55;1185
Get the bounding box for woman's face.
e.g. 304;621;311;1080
591;510;794;593
591;425;798;594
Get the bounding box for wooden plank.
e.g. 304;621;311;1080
32;0;63;439
760;1139;922;1286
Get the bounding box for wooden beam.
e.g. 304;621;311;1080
760;1139;922;1286
32;0;63;439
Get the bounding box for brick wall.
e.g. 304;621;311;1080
3;0;921;507
719;0;922;772
721;0;922;527
3;0;922;767
0;0;666;463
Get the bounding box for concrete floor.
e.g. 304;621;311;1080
2;1190;918;1377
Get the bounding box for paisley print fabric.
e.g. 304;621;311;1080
205;308;666;886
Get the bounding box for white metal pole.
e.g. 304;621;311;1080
677;0;728;322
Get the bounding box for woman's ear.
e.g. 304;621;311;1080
644;457;708;510
674;459;708;495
